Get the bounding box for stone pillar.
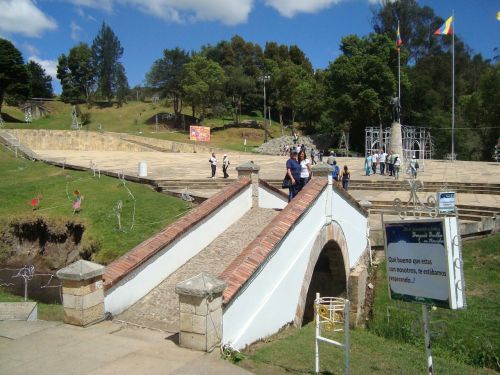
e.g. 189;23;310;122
56;260;105;327
348;264;368;327
390;121;404;161
175;273;226;352
311;162;332;178
236;161;260;207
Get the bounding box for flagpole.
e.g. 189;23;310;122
398;20;401;102
452;10;455;161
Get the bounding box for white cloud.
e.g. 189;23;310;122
29;56;58;79
120;0;253;25
264;0;342;18
66;0;113;13
76;7;97;21
0;0;57;37
70;21;83;40
23;42;40;56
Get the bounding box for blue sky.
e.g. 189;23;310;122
1;0;499;94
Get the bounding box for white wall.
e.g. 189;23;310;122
223;185;369;349
258;186;287;209
330;190;369;267
105;186;252;315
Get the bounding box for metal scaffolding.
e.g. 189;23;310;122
365;125;434;161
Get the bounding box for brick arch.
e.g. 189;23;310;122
294;221;349;326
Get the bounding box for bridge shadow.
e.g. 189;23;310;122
302;240;346;325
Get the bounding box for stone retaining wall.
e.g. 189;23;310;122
6;129;218;154
8;129;152;152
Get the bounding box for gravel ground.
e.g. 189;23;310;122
117;207;280;332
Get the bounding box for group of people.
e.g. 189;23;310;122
280;143;321;165
364;150;419;179
365;149;402;179
285;149;313;201
286;151;351;202
209;153;230;179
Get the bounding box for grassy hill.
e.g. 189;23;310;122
1;101;286;152
0;146;190;265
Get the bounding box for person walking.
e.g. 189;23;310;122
331;160;340;185
310;148;316;165
286;150;301;202
209;153;217;179
365;152;372;176
379;149;387;175
393;155;401;180
372;151;379;174
298;150;312;191
387;150;394;176
339;165;351;191
222;154;230;178
409;154;418;179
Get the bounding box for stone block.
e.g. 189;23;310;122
192;314;207;334
63;302;104;326
208;295;223;312
348;264;368;327
180;332;207;351
180;312;193;332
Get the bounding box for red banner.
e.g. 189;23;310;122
189;125;211;142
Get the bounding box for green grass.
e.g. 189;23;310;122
368;234;500;370
238;323;494;374
2;101;287;153
0;287;63;321
0;146;190;264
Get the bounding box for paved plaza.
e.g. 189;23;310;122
35;149;500;207
0;320;250;375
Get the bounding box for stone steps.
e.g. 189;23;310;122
116;207;280;332
264;179;500;195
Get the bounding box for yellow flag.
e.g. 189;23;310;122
497;11;500;20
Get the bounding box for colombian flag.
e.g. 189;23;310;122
434;16;453;35
396;25;403;49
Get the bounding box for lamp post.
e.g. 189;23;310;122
260;74;271;143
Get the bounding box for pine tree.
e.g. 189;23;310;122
91;22;124;102
27;60;53;98
0;39;29;112
115;63;129;107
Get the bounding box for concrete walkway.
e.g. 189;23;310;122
34;149;500;184
0;320;251;375
118;207;279;332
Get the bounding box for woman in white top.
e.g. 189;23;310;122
298;150;312;191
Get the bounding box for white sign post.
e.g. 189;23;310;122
384;217;466;374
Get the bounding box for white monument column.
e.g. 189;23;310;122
390;121;404;161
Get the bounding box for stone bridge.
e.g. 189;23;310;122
101;162;369;350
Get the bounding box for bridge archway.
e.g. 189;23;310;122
294;221;349;325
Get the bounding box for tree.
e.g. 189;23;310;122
115;63;129;107
57;43;95;103
224;65;254;124
0;39;29;113
321;33;399;150
182;56;226;120
91;22;124;102
146;47;190;115
26;60;53;98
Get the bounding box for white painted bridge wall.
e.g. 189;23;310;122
223;186;368;349
104;186;253;315
258;185;288;209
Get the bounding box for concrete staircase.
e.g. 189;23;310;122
116;207;280;332
0;130;39;160
264;179;500;195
